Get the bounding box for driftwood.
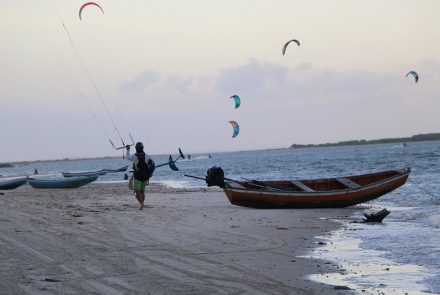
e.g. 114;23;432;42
363;208;390;223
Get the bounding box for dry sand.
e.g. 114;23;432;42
0;182;360;294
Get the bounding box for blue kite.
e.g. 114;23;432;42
406;71;419;83
229;95;241;109
229;121;240;138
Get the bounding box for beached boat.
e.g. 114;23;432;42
221;168;410;208
104;165;128;173
0;177;28;190
27;175;98;189
62;169;107;178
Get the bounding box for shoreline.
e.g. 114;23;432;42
0;182;359;294
310;211;438;294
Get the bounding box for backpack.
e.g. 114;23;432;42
134;153;156;181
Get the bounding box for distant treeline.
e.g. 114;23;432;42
0;163;14;168
290;133;440;149
0;156;118;168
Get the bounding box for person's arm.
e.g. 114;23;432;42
126;145;136;161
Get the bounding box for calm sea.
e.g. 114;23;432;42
2;141;439;293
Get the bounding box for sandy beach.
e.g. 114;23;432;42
0;182;359;294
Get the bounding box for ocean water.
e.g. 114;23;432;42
1;141;439;293
308;142;440;293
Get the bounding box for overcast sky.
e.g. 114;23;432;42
1;0;440;162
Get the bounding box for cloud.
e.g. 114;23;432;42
32;59;432;162
214;58;290;94
201;59;399;112
120;70;160;93
117;59;440;152
7;58;436;161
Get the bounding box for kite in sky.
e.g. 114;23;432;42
79;2;104;20
406;71;419;83
229;121;240;138
282;39;300;55
229;95;241;109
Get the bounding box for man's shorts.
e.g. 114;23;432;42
133;178;148;191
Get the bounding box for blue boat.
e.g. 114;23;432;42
61;170;107;178
27;175;98;189
104;165;128;173
0;177;28;190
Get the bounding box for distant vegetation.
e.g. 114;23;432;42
0;163;14;168
290;133;440;149
1;156;119;167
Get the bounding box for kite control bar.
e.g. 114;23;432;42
113;134;135;150
110;134;135;159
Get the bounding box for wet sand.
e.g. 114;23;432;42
0;182;359;294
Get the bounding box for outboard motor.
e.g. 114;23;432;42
206;166;225;188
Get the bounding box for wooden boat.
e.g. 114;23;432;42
62;169;107;178
27;175;98;189
222;168;410;208
0;177;27;190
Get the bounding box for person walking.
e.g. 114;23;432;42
126;142;155;210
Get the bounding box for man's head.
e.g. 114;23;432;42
135;142;144;153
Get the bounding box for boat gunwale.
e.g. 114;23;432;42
62;170;107;177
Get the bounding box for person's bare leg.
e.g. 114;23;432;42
141;191;145;204
134;190;143;209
